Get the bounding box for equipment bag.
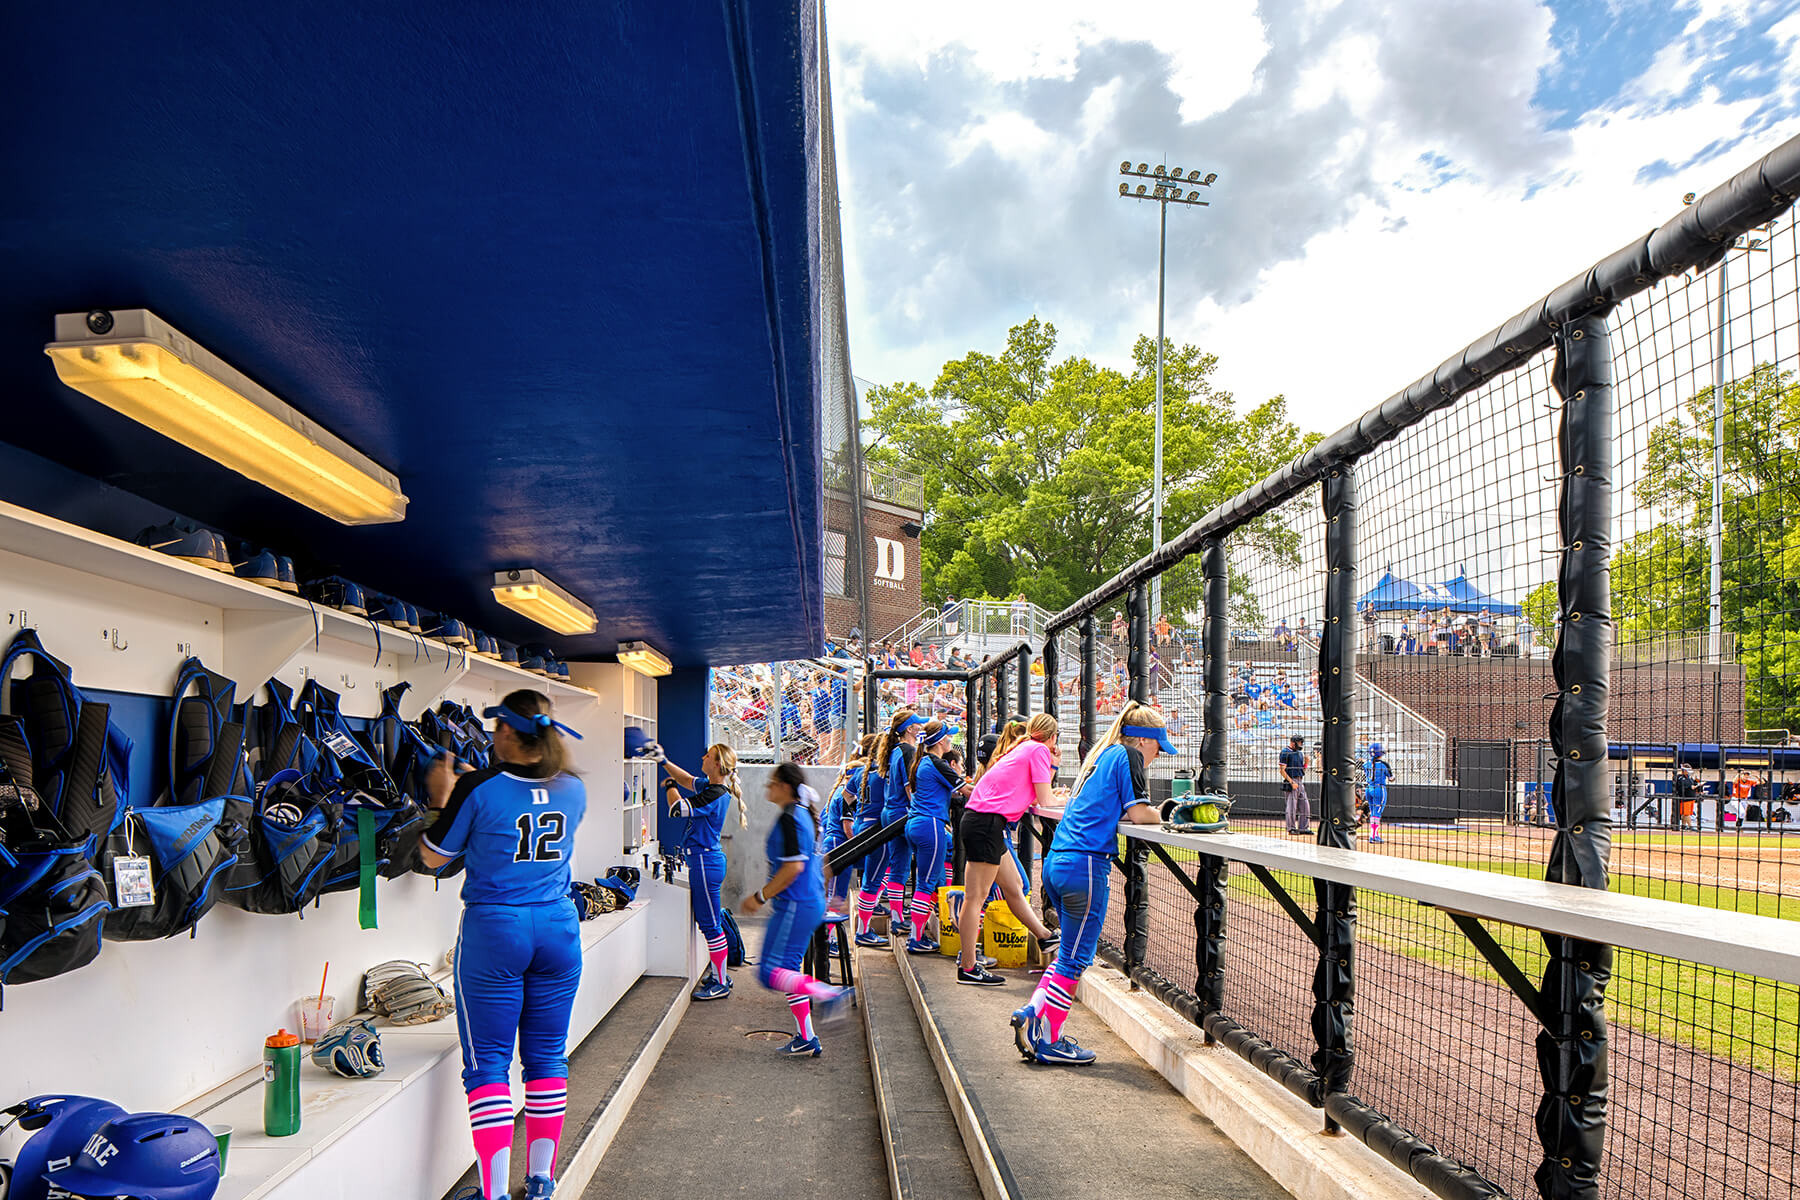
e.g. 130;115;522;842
99;799;239;941
294;679;382;786
251;678;324;784
721;908;746;968
0;629;133;845
218;770;340;916
166;657;252;804
0;761;110;994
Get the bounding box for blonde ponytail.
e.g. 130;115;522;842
708;742;747;829
1069;702;1164;796
871;707;917;781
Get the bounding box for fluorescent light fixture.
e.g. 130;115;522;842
617;640;672;677
492;569;597;635
44;310;407;525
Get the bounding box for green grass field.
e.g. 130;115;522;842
1148;846;1799;1078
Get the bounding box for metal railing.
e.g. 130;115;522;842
1028;135;1800;1200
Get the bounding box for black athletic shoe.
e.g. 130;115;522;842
957;966;1007;986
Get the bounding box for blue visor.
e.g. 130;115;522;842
921;724;959;748
896;714;929;734
1122;724;1178;755
484;704;584;741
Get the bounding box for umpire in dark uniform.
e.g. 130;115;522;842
1279;733;1311;834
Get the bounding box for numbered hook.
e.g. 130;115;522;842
109;628;129;651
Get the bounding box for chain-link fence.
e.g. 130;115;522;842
1030;136;1800;1200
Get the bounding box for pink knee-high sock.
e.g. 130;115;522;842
910;890;935;941
765;967;838;1001
886;880;906;923
787;994;815;1040
856;888;881;933
523;1078;567;1181
465;1084;514;1200
1039;971;1079;1042
706;933;730;984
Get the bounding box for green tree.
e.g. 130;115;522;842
1613;362;1800;730
862;317;1319;621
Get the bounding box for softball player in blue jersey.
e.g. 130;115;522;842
1011;702;1169;1066
419;690;587;1200
853;708;922;946
822;736;875;913
740;761;852;1055
878;716;924;931
660;743;747;1000
1365;742;1392;842
903;722;966;952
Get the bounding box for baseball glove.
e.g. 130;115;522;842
571;880;617;920
361;960;454;1025
1164;794;1233;834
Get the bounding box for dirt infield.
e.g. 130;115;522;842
1124;866;1799;1200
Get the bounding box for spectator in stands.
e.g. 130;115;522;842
1167;705;1186;740
1155;612;1173;646
1256;698;1277;729
1304;670;1320;708
942;594;961;636
1398;618;1416;655
1478;607;1496;656
1111;609;1128;647
909;640;926;667
1243;672;1263;703
1011;592;1030;635
1296;618;1312;644
1273;673;1296;709
1030;654;1045;678
1272;617;1292;651
1232;700;1253;734
1180;644;1197;670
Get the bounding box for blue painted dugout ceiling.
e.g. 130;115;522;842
0;1;825;666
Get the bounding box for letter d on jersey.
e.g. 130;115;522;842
874;537;905;583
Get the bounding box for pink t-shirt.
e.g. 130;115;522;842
967;740;1056;821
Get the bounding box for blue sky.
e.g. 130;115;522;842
828;0;1800;434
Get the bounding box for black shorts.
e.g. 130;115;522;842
960;809;1010;865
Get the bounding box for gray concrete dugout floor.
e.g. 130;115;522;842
591;917;888;1199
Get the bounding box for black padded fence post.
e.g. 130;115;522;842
1129;581;1150;705
1123;581;1152;978
997;661;1011;727
1079;615;1097;760
863;661;878;736
1016;644;1030;719
1536;313;1614;1200
1313;462;1358;1131
1194;537;1230;1036
1041;636;1059;723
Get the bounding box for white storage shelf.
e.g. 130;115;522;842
0;498;598;716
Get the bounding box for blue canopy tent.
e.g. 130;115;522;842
1358;568;1521;616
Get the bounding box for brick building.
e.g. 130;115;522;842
1358;654;1747;779
822;464;923;642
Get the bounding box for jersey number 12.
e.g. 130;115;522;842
513;811;566;863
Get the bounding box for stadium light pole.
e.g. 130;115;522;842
1683;192;1775;665
1120;160;1216;625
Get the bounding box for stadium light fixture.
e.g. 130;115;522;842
1117;156;1219;621
492;568;598;635
617;640;672;678
44;309;407;525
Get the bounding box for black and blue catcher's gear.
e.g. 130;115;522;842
312;1016;385;1078
0;628;133;845
100;799;238;942
3;1094;127;1200
0;754;111;990
46;1112;221;1200
218;769;338;915
1162;793;1232;834
166;657;252;806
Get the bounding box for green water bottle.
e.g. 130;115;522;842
263;1029;302;1137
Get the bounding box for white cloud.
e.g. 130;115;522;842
828;0;1800;442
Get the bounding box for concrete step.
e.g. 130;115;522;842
891;946;1292;1200
858;944;984;1199
438;974;688;1200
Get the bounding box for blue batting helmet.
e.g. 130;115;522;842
1369;743;1385;759
6;1095;127;1200
41;1113;220;1200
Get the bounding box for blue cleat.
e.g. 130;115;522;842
233;548;283;589
778;1034;823;1057
905;938;939;955
136;522;231;572
854;931;888;948
691;979;732;1002
812;987;855;1026
524;1173;557;1199
304;576;368;617
1369;835;1384;844
1011;1006;1042;1060
1034;1035;1096;1066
